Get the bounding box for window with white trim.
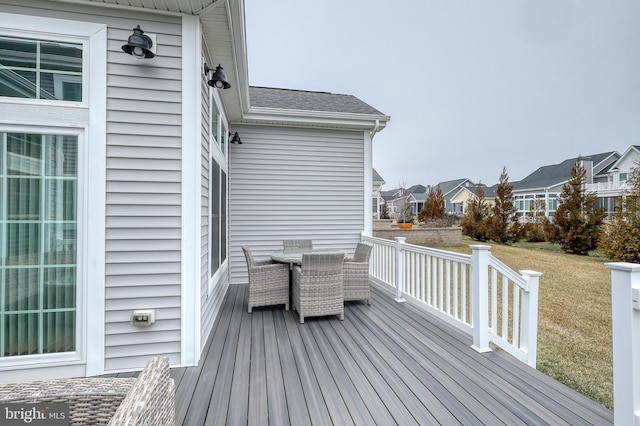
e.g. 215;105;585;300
1;131;78;356
0;36;82;102
209;91;228;282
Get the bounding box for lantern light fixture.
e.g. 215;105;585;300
204;63;231;89
229;131;242;144
122;25;155;59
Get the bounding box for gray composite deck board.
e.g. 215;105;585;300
168;283;613;425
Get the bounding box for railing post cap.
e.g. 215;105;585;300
394;237;407;243
605;262;640;273
469;244;491;251
519;270;543;278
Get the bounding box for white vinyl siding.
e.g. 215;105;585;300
229;125;365;285
0;1;186;372
104;16;183;371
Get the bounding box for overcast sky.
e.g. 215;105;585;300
245;0;640;189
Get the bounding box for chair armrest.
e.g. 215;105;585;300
344;261;370;273
109;356;175;426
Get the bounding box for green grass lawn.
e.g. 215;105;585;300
442;236;614;409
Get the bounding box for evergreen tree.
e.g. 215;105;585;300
380;201;390;219
600;159;640;262
461;183;490;241
487;166;519;243
418;185;445;222
551;157;606;255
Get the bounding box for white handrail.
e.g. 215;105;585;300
362;234;542;367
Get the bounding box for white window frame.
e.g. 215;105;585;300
208;89;229;294
0;13;106;376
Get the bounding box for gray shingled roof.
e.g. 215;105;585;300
512;152;617;191
249;86;385;115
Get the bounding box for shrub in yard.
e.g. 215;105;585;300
418;186;445;222
600;159;640;262
380;201;390;219
486;166;520;244
550;157;606;255
461;184;490;241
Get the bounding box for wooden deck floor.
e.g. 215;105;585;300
170;283;613;425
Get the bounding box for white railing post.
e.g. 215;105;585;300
519;270;542;368
394;237;406;303
470;245;491;353
606;262;640;426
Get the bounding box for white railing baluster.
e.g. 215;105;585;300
446;260;451;315
453;263;459;319
491;268;498;332
512;286;520;347
501;276;508;341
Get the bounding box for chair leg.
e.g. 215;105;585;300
285;302;289;311
248;305;252;313
338;312;344;321
299;314;304;324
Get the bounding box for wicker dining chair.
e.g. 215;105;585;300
242;245;290;313
292;252;345;323
283;239;313;253
344;243;373;305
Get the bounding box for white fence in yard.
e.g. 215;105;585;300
607;263;640;426
362;235;542;367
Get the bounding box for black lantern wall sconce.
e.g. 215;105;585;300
229;131;242;144
204;63;231;89
122;25;155;59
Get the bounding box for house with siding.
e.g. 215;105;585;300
585;145;640;216
512;152;619;221
0;0;389;381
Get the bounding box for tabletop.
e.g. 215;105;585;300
270;249;346;266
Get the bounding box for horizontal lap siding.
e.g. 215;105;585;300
0;1;184;372
104;16;183;371
229;125;365;285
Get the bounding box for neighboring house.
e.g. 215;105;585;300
430;178;475;216
372;168;386;218
381;184;427;219
0;0;389;381
586;145;640;216
449;183;496;214
512;151;620;221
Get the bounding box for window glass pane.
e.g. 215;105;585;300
7;133;42;176
44;267;76;309
210;162;220;273
45;180;76;221
3;313;39;356
40;42;82;73
0;69;36;99
0;37;37;68
221;171;227;264
7;178;41;220
44;223;76;265
221;122;227;156
1;132;78;357
0;36;82;102
43;311;75;353
211;101;219;144
45;135;78;177
4;268;39;311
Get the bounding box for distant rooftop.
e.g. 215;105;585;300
249;86;386;116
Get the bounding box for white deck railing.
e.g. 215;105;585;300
606;262;640;426
362;235;542;367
